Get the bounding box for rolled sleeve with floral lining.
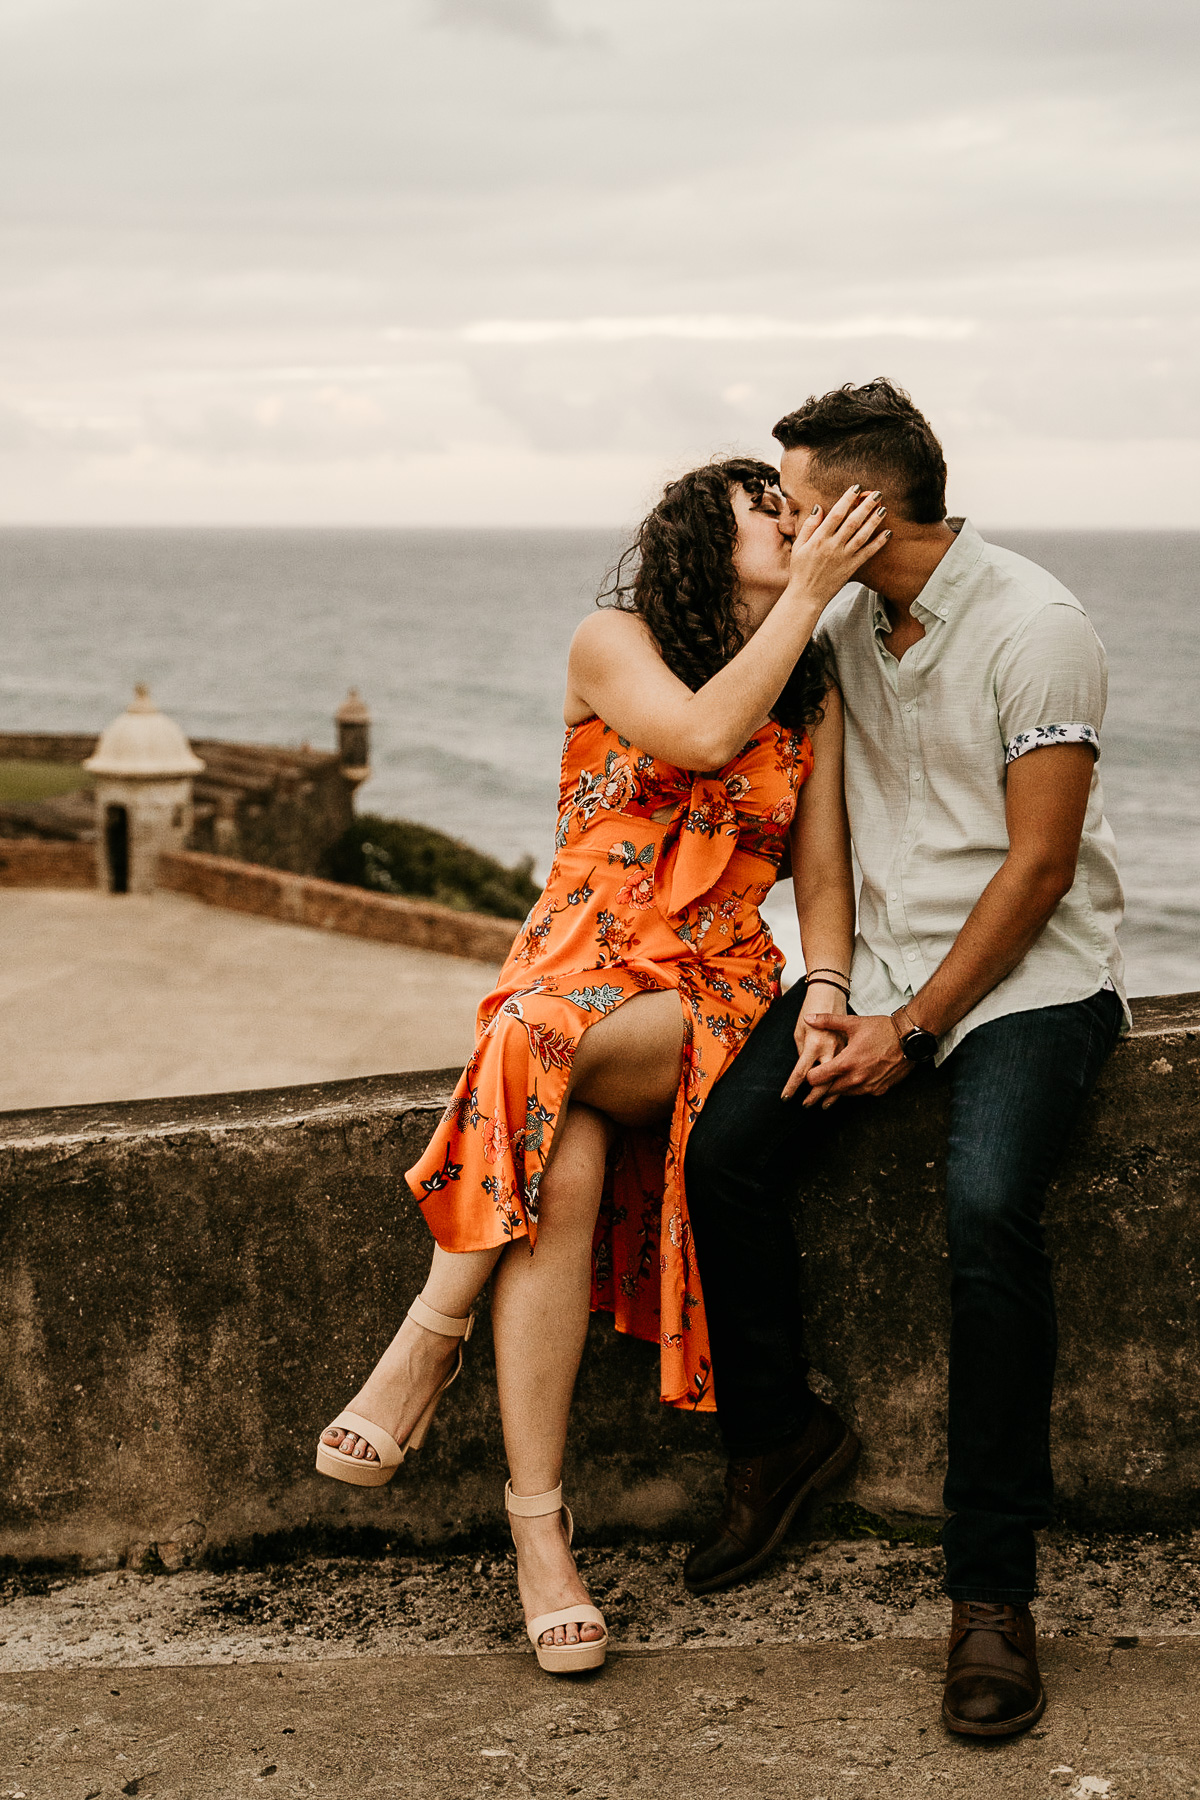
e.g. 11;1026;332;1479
996;601;1107;771
1006;723;1100;764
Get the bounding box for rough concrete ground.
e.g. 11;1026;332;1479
3;1526;1198;1672
3;1639;1198;1800
0;888;496;1108
4;1530;1199;1797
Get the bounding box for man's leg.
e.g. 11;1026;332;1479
939;987;1123;1734
683;979;861;1592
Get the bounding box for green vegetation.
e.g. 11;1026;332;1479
816;1500;944;1547
818;1501;893;1541
0;760;92;803
324;814;541;921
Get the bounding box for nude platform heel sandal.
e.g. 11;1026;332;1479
506;1480;609;1674
315;1296;475;1489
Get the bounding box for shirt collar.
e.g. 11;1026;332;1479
869;516;986;634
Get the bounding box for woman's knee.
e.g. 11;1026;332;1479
567;990;683;1123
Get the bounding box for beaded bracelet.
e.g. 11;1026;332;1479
804;975;850;1001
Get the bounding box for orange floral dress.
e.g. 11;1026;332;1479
406;715;814;1412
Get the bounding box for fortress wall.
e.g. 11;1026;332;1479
0;841;96;887
0;996;1196;1570
0;730;355;878
0;732;98;764
157;849;519;964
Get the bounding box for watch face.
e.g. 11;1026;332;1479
902;1028;939;1062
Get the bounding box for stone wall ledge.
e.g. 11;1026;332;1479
0;841;518;964
0;840;96;887
1;995;1197;1570
157;848;518;963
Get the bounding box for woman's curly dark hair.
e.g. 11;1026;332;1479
597;456;829;733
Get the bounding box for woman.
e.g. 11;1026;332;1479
317;460;886;1672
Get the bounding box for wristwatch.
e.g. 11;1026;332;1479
891;1005;939;1063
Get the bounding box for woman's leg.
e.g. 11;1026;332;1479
326;987;684;1489
493;988;685;1644
321;1241;500;1462
493;1101;612;1645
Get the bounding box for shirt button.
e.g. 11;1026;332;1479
905;703;916;714
913;772;923;783
889;890;899;900
906;949;918;961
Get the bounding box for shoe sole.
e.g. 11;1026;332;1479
535;1635;609;1674
941;1685;1046;1738
684;1423;862;1596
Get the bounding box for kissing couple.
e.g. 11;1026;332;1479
316;379;1127;1740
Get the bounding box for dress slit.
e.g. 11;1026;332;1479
406;716;814;1410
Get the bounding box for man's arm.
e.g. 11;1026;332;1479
803;741;1096;1103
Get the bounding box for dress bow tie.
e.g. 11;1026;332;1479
652;774;741;918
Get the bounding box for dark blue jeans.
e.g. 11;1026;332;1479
684;984;1123;1603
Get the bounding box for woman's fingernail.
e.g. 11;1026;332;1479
811;504;821;515
876;505;886;516
884;529;892;538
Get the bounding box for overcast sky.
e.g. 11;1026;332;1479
2;0;1198;527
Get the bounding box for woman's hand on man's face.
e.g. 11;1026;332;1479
784;485;891;608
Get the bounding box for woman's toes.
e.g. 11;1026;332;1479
540;1620;595;1647
322;1427;345;1447
339;1432;358;1456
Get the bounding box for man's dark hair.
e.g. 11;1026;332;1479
773;379;947;524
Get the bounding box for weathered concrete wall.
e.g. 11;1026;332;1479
158;849;519;963
1;997;1196;1569
0;841;96;887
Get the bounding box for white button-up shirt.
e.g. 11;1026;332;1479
815;519;1128;1062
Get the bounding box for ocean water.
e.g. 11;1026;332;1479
2;526;1197;999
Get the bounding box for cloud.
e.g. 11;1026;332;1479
0;0;1197;522
453;315;979;345
426;0;578;44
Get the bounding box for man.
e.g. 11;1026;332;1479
683;379;1127;1739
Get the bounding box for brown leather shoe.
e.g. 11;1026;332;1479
683;1400;860;1595
942;1601;1046;1738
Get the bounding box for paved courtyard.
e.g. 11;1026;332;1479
0;888;498;1112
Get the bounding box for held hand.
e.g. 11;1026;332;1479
786;487;890;611
800;1012;913;1106
782;985;849;1101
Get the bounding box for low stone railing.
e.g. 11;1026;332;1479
0;843;518;963
0;840;95;888
157;850;519;963
0;995;1196;1570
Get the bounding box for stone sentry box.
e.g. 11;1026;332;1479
83;686;205;895
0;996;1196;1571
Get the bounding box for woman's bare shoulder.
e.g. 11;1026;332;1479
565;609;661;726
569;607;654;659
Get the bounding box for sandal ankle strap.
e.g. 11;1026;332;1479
504;1479;564;1517
408;1295;475;1340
